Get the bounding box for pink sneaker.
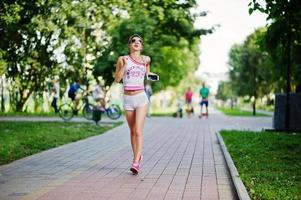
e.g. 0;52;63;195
130;162;140;174
138;154;143;168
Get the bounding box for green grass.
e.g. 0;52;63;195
257;104;274;112
218;107;268;117
0;112;58;117
150;111;174;117
0;121;122;165
220;130;301;200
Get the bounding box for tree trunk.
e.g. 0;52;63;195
1;77;4;112
252;56;257;116
253;99;256;116
15;90;31;112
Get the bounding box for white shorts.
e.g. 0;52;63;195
123;92;149;111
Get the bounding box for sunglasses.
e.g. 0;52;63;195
131;38;143;44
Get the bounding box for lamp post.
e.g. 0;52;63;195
1;75;4;112
284;10;292;132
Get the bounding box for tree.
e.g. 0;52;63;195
94;0;213;91
0;0;61;111
0;0;213;111
249;0;301;130
228;28;274;115
216;81;236;108
0;0;127;111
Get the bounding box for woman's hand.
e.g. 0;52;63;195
143;55;151;75
114;56;126;83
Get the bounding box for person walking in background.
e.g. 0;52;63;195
199;81;210;118
177;96;184;118
114;34;158;174
145;82;153;117
93;80;106;111
185;87;193;117
68;79;82;115
51;76;60;113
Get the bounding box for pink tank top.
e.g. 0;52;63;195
123;55;146;91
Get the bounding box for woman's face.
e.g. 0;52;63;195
129;37;143;52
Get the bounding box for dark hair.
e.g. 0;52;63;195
128;34;144;46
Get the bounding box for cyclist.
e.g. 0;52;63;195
68;79;83;115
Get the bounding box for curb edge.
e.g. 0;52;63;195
216;131;251;200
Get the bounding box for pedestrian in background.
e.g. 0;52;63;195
51;76;60;113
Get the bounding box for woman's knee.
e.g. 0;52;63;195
130;129;136;136
134;129;143;137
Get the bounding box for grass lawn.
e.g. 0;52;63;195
150;111;174;117
0;121;122;165
0;112;58;117
257;105;274;112
218;107;268;117
220;130;301;200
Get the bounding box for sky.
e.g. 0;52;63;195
193;0;267;93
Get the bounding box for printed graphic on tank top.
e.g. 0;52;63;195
123;55;146;91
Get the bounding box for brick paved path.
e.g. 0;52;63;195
0;110;272;200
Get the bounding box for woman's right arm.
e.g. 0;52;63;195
114;56;125;83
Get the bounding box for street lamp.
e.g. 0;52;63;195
284;10;292;131
1;75;4;112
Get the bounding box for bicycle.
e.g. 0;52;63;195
58;91;122;121
58;91;94;121
97;104;122;120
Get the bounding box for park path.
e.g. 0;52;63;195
0;109;272;200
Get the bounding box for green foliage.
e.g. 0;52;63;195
94;0;209;91
216;81;235;101
1;0;211;111
217;107;267;117
0;50;6;75
228;28;275;103
221;130;301;200
249;0;301;91
0;0;127;111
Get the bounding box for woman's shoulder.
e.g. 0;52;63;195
142;55;151;63
118;55;127;59
117;55;129;62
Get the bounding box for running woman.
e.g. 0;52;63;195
114;34;154;174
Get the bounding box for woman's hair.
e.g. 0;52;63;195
128;34;144;46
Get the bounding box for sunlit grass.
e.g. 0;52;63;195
221;130;301;200
0;121;122;165
217;107;268;116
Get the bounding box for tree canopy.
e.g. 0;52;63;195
0;0;211;111
249;0;301;91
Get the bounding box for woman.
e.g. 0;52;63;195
114;34;153;174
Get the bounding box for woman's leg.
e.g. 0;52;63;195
133;104;148;163
125;110;137;158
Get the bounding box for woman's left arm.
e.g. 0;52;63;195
145;56;151;75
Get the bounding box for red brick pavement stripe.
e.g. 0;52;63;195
34;118;228;200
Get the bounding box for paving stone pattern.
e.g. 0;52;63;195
0;110;272;200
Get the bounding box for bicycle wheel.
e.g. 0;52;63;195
106;104;122;120
58;103;74;121
83;103;94;120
